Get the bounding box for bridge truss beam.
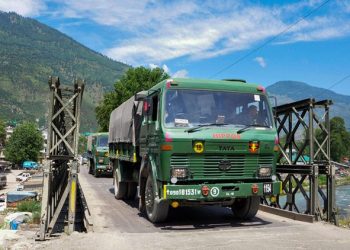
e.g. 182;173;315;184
37;77;84;240
263;98;337;224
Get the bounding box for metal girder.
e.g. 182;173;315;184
37;77;84;240
263;98;337;224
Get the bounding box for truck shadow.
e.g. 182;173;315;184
108;187;271;231
157;206;272;231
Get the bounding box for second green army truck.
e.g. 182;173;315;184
108;78;281;223
87;133;111;177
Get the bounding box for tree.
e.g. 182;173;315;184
315;117;350;162
329;117;350;162
4;122;43;165
78;135;88;154
96;66;169;131
0;119;5;148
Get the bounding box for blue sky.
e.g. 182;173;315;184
1;0;350;95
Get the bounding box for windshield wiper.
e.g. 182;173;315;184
236;124;271;134
185;123;228;133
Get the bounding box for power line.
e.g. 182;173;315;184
281;73;350;97
327;73;350;90
209;0;332;79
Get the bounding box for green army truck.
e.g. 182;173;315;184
108;78;281;223
87;133;111;177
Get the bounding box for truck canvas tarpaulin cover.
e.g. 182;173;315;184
108;96;143;146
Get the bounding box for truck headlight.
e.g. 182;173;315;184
171;168;188;178
258;166;272;177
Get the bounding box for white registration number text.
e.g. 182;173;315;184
167;188;201;196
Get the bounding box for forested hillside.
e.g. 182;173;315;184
0;12;129;131
267;81;350;130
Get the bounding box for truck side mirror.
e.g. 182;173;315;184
268;96;278;124
269;96;277;107
135;91;148;101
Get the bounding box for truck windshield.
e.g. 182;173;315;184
98;136;108;147
164;89;273;128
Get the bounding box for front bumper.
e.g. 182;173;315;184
163;181;281;200
96;164;112;173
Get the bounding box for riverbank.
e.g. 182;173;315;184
336;176;350;186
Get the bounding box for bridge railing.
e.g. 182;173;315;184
262;98;337;224
37;77;84;240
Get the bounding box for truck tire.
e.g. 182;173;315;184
231;196;260;220
93;169;99;178
88;160;92;174
114;168;127;199
145;175;169;223
127;182;137;200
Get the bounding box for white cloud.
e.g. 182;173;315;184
254;57;267;68
172;70;189;78
148;64;188;78
162;64;170;74
55;0;198;30
149;63;158;70
0;0;45;16
49;1;350;65
148;63;169;73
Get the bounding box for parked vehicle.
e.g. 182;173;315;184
87;133;111;177
108;78;281;223
0;161;11;172
22;161;39;170
0;174;6;188
16;173;31;182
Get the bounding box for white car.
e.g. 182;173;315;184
16;173;31;182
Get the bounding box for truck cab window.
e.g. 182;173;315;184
151;95;158;121
164;89;273;128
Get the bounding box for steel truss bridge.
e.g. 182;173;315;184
37;77;91;240
262;98;337;224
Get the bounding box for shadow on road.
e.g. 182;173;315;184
157;206;272;231
109;187;272;231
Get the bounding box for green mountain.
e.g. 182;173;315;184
267;81;350;130
0;12;129;131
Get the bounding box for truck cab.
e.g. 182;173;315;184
87;133;111;177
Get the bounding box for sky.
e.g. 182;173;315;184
1;0;350;95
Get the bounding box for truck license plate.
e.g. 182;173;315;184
263;183;272;195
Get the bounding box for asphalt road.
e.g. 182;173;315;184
78;164;287;233
61;164;350;250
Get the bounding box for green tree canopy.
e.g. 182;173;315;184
4;122;44;164
96;66;169;131
78;135;88;154
329;117;350;161
315;116;350;162
0;119;5;148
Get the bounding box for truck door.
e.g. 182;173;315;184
140;91;160;156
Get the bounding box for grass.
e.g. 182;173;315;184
339;216;350;228
16;200;41;224
336;176;350;186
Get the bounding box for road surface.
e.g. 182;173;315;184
36;164;348;250
15;165;350;250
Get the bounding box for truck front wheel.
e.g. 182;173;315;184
145;175;169;223
231;196;260;220
127;182;137;199
88;160;92;174
114;169;127;199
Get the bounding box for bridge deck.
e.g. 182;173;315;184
73;164;350;249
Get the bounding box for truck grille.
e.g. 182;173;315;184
170;154;274;180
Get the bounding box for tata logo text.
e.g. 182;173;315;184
218;145;235;151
